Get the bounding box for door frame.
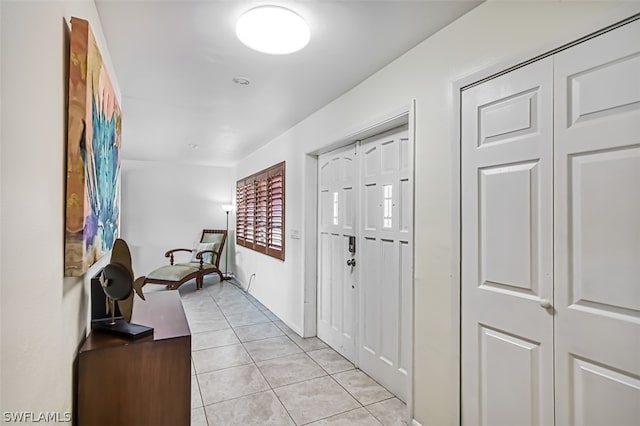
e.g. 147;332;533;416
450;9;640;425
303;100;416;413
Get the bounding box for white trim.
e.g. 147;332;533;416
449;78;462;426
309;103;411;157
412;418;424;426
450;8;640;426
302;153;318;337
407;98;417;423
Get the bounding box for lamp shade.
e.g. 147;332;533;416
221;204;235;212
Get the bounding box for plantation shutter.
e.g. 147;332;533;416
267;172;284;257
236;183;247;242
245;181;255;245
255;175;268;248
235;162;285;260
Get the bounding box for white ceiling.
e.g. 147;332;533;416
96;0;481;166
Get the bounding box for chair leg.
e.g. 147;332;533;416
217;271;224;282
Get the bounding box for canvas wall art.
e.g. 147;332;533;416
65;17;122;277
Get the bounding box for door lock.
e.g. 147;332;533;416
346;259;356;267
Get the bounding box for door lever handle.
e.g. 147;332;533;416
539;299;552;309
346;259;356;267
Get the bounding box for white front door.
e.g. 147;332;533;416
358;127;412;402
553;19;640;426
317;145;357;361
461;58;555;426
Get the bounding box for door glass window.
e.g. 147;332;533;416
383;185;393;228
333;191;339;225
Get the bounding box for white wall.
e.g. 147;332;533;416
232;2;640;425
120;160;235;278
0;0;120;417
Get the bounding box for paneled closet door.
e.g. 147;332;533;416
553;19;640;426
461;58;554;426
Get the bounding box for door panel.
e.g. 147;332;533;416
358;127;411;402
571;357;640;426
554;19;640;426
462;58;554;426
317;145;357;361
361;236;380;356
480;325;542;426
480;162;539;293
399;240;411;376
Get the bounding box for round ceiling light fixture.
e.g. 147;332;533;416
236;6;310;55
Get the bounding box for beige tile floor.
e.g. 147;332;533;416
159;278;408;425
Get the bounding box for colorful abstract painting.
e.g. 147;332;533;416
65;17;121;276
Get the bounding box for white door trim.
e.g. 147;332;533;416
304;100;416;417
450;9;640;425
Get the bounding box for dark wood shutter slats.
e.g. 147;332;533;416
235;162;285;260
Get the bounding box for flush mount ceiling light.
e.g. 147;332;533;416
236;6;310;55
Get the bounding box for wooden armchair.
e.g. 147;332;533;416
144;229;227;290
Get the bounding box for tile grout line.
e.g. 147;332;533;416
204;284;298;425
208;283;335;425
185;281;402;426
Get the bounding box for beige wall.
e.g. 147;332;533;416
232;2;640;424
0;0;120;417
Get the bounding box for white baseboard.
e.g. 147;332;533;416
412;419;423;426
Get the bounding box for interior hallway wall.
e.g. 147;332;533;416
120;160;235;279
231;2;640;424
1;0;120;416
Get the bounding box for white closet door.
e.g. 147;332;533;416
461;58;554;426
358;127;411;402
554;19;640;426
317;145;357;361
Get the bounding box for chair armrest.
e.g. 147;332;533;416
164;248;191;265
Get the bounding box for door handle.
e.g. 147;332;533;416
346;259;356;267
539;299;552;309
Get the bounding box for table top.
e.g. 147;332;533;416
80;290;190;353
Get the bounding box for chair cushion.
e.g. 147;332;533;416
189;242;218;263
179;262;219;271
147;264;199;281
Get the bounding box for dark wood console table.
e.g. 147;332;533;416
77;291;191;425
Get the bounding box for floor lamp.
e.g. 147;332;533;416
221;204;235;280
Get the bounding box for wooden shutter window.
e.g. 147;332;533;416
235;162;285;260
236;184;247;242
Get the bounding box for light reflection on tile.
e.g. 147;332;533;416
308;407;383;425
204;390;294;425
365;398;408;426
274;376;360;424
307;348;354;374
257;353;326;388
234;322;284;342
332;370;392;405
184;282;400;426
198;364;270;405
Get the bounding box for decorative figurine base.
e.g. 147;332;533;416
92;318;153;339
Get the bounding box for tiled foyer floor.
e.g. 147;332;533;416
163;278;408;425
